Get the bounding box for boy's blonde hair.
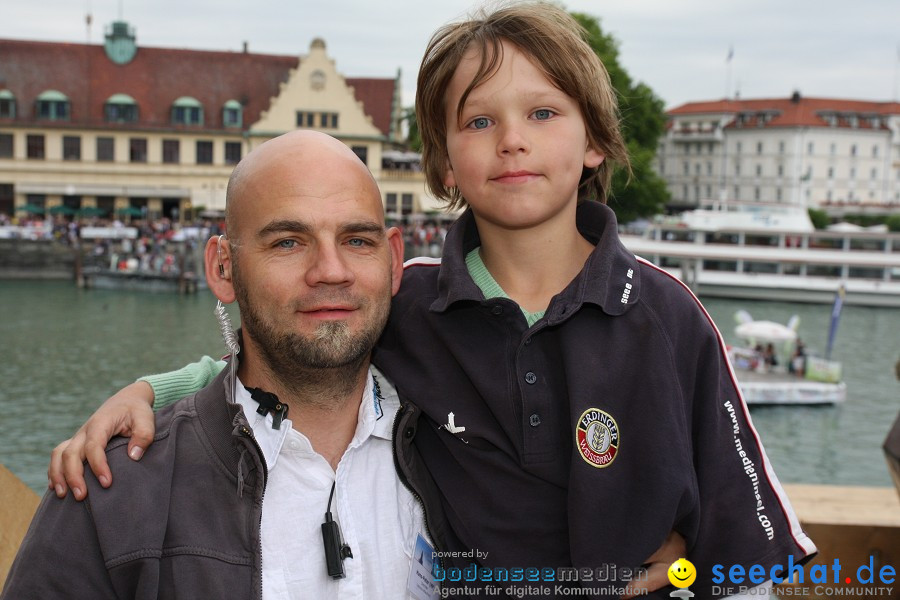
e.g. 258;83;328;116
416;2;630;211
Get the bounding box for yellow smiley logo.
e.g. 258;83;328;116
667;558;697;588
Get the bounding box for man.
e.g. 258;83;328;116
2;130;418;599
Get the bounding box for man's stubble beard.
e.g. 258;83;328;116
231;255;391;404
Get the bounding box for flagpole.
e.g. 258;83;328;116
725;45;734;100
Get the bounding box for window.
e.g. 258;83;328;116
297;111;316;127
827;167;834;179
0;90;15;118
162;139;180;164
104;93;138;123
97;137;115;162
224;141;241;165
0;183;12;215
871;168;878;180
830;143;836;155
317;112;339;129
777;165;783;177
873;146;879;158
756;142;763;155
807;142;813;155
129;138;147;163
27;134;44;159
351;145;368;166
0;133;12;158
685;144;690;155
778;141;785;154
63;136;81;161
849;167;855;180
401;193;413;214
196;140;213;164
850;144;857;157
735;142;742;154
683;162;689;175
755;165;762;176
223;100;242;128
171;97;203;125
35;90;70;121
754;187;760;200
707;162;713;175
735;162;741;176
776;188;782;201
385;193;397;213
695;163;701;175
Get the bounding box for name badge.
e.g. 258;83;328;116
407;533;439;600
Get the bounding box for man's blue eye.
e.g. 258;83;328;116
533;109;553;120
348;238;365;247
470;117;490;129
277;239;296;249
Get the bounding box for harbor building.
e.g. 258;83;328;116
657;93;900;216
0;22;439;221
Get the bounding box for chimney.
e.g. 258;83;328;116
242;41;248;54
791;90;801;103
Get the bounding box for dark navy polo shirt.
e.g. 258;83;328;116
373;202;815;598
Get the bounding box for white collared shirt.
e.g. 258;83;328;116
235;368;426;599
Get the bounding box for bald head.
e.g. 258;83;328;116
225;130;383;242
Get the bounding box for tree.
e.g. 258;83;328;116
808;208;830;230
570;11;669;224
403;107;422;153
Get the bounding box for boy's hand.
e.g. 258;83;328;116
48;381;157;501
622;530;685;599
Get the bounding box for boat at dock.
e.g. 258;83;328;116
727;306;846;405
621;202;900;307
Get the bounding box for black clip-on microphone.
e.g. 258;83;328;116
322;482;353;578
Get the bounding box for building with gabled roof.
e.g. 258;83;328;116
0;22;438;220
657;92;900;215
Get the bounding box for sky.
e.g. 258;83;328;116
2;0;898;111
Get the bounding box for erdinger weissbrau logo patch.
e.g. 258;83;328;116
575;408;619;468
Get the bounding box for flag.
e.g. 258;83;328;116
825;284;845;360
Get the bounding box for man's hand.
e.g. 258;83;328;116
622;530;686;599
48;381;157;501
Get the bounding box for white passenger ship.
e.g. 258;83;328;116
620;203;900;307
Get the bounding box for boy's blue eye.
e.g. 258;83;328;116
469;117;491;130
533;109;554;120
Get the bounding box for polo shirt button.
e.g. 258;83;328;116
529;414;541;427
524;372;537;385
491;305;503;315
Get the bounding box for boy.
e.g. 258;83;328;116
50;3;814;597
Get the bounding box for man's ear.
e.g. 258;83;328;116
204;235;236;303
386;226;404;296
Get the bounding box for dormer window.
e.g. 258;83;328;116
35;90;70;121
171;97;203;126
223;100;242;128
104;93;138;123
0;90;16;118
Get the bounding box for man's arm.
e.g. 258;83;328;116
47;356;225;500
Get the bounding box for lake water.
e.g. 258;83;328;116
0;280;898;493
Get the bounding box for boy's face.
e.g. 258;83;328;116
442;40;604;231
